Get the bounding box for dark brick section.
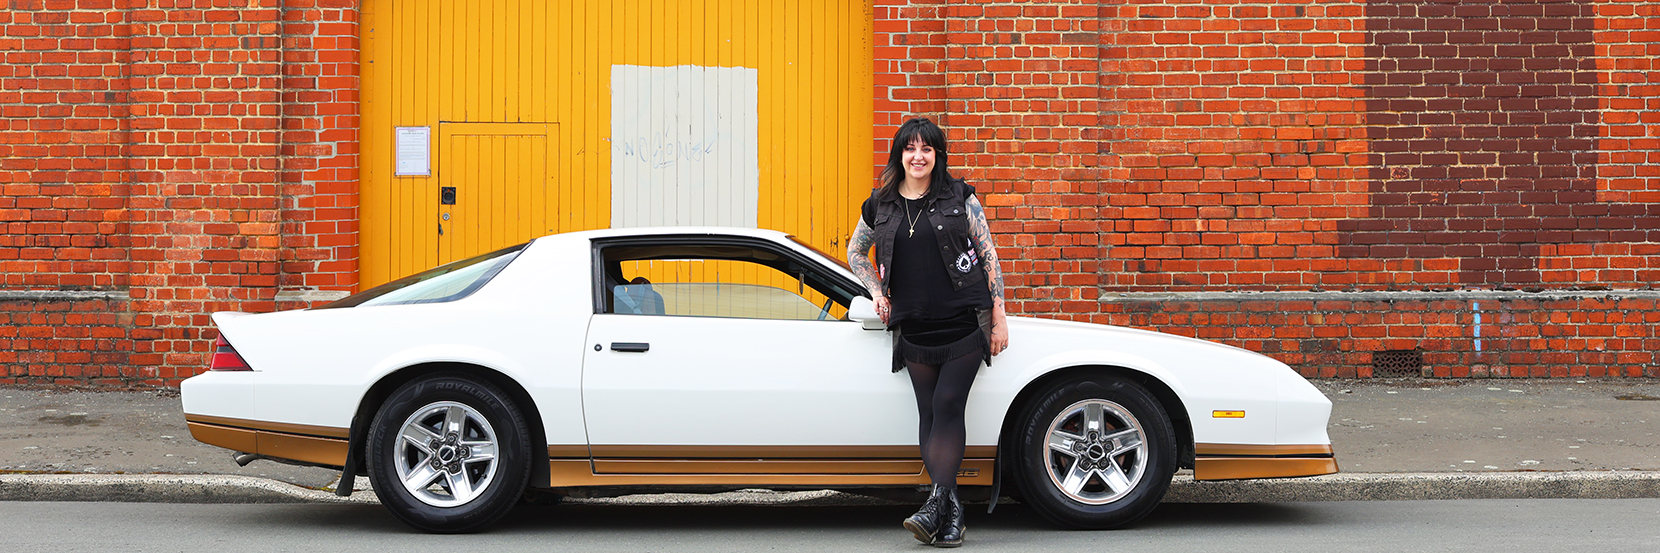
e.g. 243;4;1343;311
1343;0;1654;288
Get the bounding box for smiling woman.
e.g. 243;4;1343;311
847;118;1009;547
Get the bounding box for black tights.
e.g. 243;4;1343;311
905;350;982;490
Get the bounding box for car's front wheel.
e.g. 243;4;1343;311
1013;374;1177;529
367;373;532;533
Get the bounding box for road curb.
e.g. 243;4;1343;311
1164;471;1660;502
0;474;378;505
1;471;1657;505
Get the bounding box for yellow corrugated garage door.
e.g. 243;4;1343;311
360;0;873;288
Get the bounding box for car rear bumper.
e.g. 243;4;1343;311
185;414;351;469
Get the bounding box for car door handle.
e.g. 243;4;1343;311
610;342;650;353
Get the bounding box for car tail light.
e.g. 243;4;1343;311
209;335;252;371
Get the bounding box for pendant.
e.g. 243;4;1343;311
909;228;914;237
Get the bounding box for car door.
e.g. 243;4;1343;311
580;236;921;475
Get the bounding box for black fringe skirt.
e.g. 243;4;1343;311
890;309;993;373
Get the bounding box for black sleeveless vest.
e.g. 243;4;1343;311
860;178;988;297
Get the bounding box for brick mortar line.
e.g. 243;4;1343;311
1100;289;1660;302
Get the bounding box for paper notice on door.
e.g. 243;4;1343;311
394;126;431;177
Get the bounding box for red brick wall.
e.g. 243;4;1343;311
1098;0;1369;291
4;0;1657;384
874;0;1660;378
0;0;358;386
1100;292;1660;378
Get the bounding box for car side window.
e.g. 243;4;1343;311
599;243;852;322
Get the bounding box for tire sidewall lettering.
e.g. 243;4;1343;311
413;381;505;412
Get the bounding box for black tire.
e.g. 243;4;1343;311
1012;374;1177;529
366;372;532;533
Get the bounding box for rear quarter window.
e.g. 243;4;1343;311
318;244;526;309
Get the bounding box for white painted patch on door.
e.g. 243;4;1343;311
611;64;759;228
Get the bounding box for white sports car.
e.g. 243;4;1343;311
182;227;1336;533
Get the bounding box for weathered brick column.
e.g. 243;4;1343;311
0;0;359;386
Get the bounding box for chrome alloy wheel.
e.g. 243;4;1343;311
1043;399;1148;505
393;401;501;508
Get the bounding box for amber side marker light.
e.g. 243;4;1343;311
1212;410;1246;418
209;336;252;371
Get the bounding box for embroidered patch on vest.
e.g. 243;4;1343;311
955;239;978;274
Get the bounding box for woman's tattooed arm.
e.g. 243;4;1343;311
847;218;883;298
968;194;1010;354
966;195;1005;307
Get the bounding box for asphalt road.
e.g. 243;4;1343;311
8;499;1660;552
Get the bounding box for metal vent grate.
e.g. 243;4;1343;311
1372;350;1424;377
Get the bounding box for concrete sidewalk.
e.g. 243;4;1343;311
1;379;1658;505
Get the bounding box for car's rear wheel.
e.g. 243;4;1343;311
367;373;531;533
1013;374;1176;529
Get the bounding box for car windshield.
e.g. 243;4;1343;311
318;244;526;309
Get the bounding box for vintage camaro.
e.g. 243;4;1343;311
181;227;1336;533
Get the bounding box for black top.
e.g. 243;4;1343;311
886;195;992;331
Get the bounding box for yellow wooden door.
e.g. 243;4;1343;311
361;0;873;288
437;123;556;264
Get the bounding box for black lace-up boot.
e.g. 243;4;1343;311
902;484;947;544
932;487;964;548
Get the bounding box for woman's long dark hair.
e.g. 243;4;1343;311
877;117;953;199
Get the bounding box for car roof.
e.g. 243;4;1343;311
534;226;796;245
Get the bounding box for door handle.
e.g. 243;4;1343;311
610;342;649;353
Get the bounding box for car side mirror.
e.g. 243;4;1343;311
848;296;886;330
